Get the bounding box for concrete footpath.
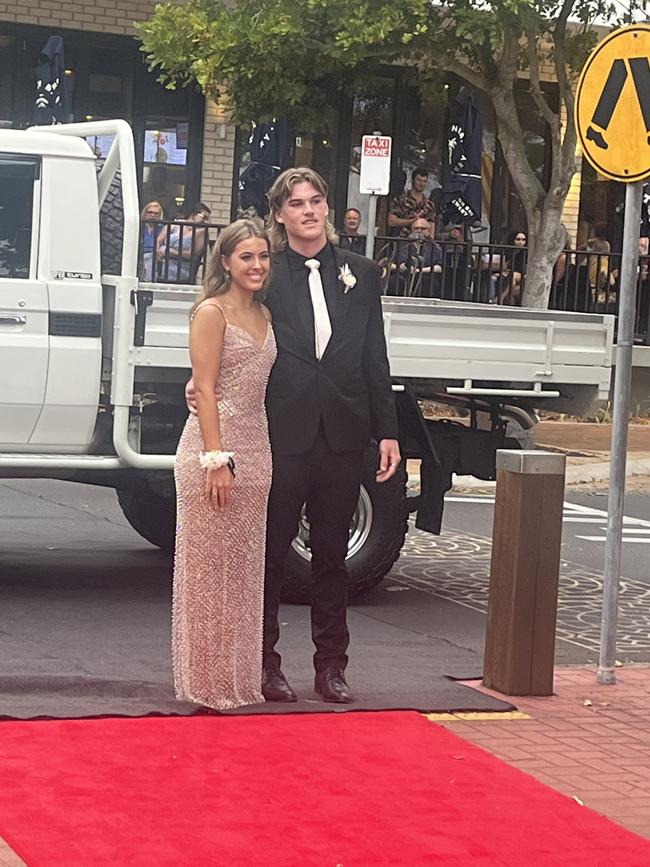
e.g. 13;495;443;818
536;420;650;487
453;420;650;488
442;420;650;842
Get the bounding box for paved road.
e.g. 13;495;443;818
1;477;649;686
442;489;650;586
407;487;650;664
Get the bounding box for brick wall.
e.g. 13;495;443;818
200;100;235;224
561;151;582;248
0;1;157;35
0;2;237;218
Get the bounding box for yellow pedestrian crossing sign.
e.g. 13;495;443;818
575;23;650;182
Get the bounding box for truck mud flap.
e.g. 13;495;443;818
394;384;445;535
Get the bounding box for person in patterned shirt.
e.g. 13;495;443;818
388;168;436;238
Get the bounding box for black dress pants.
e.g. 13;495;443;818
263;426;364;673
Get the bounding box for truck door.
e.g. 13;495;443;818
0;155;48;446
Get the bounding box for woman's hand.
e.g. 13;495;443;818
205;465;233;510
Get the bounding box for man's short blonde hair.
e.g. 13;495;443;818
266;167;338;252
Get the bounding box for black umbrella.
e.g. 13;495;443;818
439;89;482;225
33;36;68;125
239;117;289;217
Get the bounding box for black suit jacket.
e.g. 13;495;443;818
265;245;398;455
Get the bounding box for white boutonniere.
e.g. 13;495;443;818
338;263;357;293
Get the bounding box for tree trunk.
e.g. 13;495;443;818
491;88;574;310
521;204;567;308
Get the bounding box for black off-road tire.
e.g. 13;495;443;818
97;164;125;277
280;446;409;604
116;487;175;554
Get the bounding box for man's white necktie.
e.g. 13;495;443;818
305;258;332;360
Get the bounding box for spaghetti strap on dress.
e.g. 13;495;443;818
173;299;276;709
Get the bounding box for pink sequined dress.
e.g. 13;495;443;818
173;301;276;710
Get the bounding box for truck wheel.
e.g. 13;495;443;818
116;487;175;554
280;447;409;604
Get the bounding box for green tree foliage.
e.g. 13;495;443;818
138;0;629;307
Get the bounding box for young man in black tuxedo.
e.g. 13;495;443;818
262;168;400;704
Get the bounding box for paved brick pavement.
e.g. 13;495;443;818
536;421;650;455
435;665;650;841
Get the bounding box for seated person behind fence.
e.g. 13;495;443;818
577;221;610;303
155;202;211;283
339;207;365;255
388;168;435;238
438;225;472;299
141;200;164;281
499;230;527;305
389;218;442;296
608;235;649;291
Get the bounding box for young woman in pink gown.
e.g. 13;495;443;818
173;219;276;710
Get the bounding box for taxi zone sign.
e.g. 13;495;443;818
360;135;392;194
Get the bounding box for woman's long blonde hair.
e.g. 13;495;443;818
266;167;338;252
190;218;270;318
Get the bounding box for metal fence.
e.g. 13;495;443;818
141;220;650;345
344;234;650;346
140;219;226;285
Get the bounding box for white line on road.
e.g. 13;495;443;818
445;496;496;504
445;494;650;543
576;535;650;543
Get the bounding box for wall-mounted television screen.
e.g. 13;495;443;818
144;129;187;166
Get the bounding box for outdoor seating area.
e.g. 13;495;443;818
142;219;650;346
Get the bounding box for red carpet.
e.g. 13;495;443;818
0;711;647;865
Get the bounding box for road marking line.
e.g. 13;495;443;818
576;535;650;543
446;496;650;530
562;516;610;523
563;501;650;527
445;496;496;504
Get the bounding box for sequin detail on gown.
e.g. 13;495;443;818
173;301;276;710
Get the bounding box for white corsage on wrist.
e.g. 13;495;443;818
199;450;235;470
338;263;357;293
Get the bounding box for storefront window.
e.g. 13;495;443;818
293;130;337;203
0;25;200;215
395;85;446;198
142;121;190;219
0;36;16;128
347;79;394;234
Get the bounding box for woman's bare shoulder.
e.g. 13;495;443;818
191;300;227;325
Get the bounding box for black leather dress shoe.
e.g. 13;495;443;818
314;669;353;704
262;668;298;702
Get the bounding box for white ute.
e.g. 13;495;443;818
0;120;615;600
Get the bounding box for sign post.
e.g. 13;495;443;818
575;23;650;684
359;134;392;258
